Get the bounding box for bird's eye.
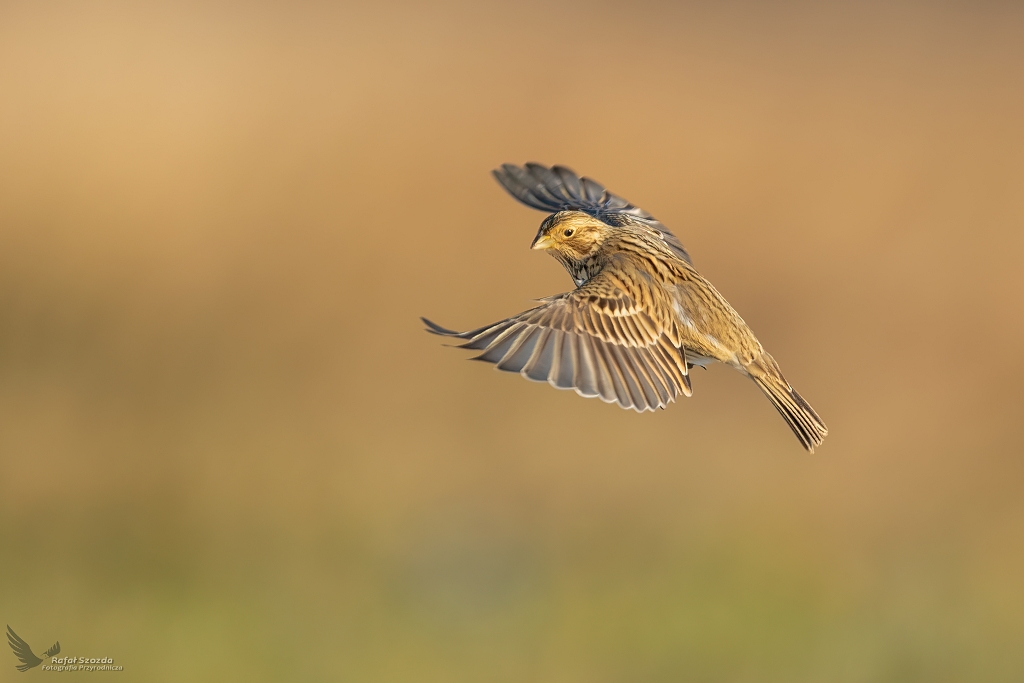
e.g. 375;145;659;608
563;229;574;237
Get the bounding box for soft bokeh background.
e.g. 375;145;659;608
1;1;1022;680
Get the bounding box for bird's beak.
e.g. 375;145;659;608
531;233;555;250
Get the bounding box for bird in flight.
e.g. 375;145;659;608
423;163;827;452
7;625;60;672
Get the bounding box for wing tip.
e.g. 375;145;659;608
421;317;462;336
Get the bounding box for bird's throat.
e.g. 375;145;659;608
557;253;600;288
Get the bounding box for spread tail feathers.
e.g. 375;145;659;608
749;361;827;453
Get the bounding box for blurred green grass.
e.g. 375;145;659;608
6;500;1023;681
2;0;1024;681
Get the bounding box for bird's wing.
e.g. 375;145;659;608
43;641;60;658
492;162;693;265
423;269;692;411
6;626;42;672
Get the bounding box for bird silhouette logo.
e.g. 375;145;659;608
7;626;60;672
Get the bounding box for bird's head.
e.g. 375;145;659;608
530;211;610;261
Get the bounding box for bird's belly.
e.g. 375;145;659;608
670;293;742;367
684;352;717;368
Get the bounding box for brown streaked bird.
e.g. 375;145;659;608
423;163;828;452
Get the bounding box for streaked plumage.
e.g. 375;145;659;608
424;163;828;452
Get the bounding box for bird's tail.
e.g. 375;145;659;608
748;356;827;453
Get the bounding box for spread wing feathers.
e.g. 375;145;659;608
44;641;61;658
7;626;43;672
492;162;692;265
423;276;692;412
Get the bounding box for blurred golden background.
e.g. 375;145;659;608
1;1;1022;680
